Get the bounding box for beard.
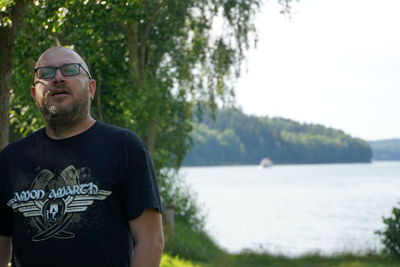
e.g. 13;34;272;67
38;84;91;134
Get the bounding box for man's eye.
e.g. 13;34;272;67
62;66;79;75
40;70;54;78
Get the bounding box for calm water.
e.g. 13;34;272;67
180;161;400;256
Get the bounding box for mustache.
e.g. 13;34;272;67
45;85;72;97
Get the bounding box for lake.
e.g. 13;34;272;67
180;161;400;256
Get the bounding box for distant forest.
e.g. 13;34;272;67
183;109;372;166
369;139;400;161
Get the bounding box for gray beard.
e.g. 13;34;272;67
39;92;90;136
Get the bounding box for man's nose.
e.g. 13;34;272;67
53;69;65;83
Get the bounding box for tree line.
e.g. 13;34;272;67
184;108;372;165
369;139;400;161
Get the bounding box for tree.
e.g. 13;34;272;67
10;0;264;168
3;0;294;232
5;0;262;227
4;0;294;156
0;0;29;150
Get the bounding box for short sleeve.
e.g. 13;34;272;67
0;150;14;236
122;133;162;220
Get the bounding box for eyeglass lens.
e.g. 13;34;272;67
36;64;81;79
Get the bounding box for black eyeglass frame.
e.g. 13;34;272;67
34;63;92;80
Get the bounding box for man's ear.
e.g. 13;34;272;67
30;85;37;103
89;79;96;100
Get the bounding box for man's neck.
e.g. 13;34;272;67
45;116;96;139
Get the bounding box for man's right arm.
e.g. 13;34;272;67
0;236;11;267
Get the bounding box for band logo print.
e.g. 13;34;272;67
7;165;111;242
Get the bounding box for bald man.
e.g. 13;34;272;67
0;47;164;267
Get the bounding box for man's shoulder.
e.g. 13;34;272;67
1;129;44;156
95;121;146;147
0;129;44;163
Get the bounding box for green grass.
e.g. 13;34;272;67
215;252;400;267
161;251;399;267
164;220;224;263
161;254;205;267
164;219;400;267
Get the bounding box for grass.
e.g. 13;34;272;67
164;220;224;263
161;254;205;267
161;251;400;267
215;251;400;267
163;219;400;267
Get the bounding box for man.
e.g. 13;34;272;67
0;47;164;267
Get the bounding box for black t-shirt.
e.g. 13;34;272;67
0;121;162;267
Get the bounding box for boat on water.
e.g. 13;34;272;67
259;157;273;168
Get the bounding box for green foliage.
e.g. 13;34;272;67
0;0;15;27
162;225;398;267
6;0;266;237
187;123;245;165
168;250;398;267
222;251;398;267
164;219;223;264
184;108;372;165
376;203;400;258
10;0;262;166
161;254;206;267
158;169;204;230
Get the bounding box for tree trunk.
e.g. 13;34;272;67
126;22;142;85
0;29;12;150
125;20;160;156
0;0;29;150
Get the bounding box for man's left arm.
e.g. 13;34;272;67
129;208;164;267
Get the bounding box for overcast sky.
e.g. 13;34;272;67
234;0;400;141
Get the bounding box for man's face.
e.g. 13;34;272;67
31;48;96;123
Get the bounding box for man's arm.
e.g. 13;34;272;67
0;236;11;267
129;208;164;267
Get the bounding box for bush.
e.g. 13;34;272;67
376;203;400;258
158;168;205;230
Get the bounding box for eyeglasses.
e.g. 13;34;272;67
34;63;92;79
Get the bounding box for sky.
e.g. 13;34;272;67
234;0;400;141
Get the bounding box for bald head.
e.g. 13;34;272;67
31;46;97;137
35;46;91;77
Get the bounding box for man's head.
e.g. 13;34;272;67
31;47;96;129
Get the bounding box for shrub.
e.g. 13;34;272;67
376;203;400;258
158;168;205;230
